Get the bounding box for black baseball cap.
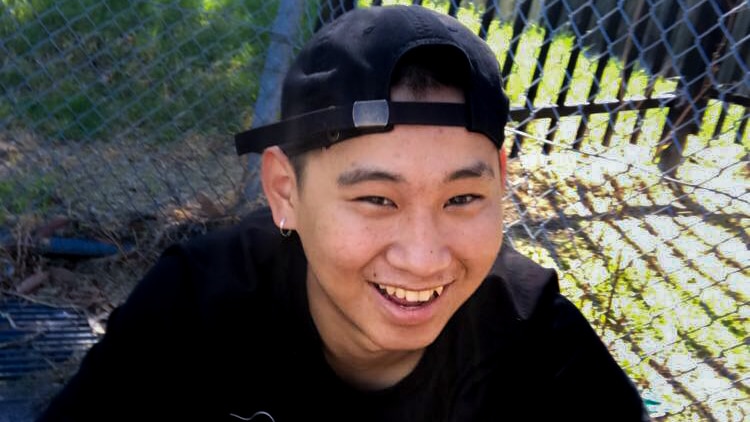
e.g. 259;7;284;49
235;5;509;156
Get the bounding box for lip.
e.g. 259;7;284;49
368;281;450;326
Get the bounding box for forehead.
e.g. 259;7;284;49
294;86;498;183
303;123;499;179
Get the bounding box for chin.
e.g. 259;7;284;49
376;324;443;352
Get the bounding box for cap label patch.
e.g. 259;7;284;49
352;99;389;128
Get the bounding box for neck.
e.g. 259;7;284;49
322;341;424;390
305;269;426;390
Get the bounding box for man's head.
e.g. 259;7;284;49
244;5;509;383
289;45;472;184
235;5;509;158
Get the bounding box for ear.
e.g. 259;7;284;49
260;146;298;230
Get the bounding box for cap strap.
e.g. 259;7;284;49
234;101;467;156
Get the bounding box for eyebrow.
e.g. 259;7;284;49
337;168;404;186
445;161;495;182
336;160;495;187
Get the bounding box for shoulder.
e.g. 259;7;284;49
461;245;649;420
114;206;286;325
177;206;280;271
164;206;289;283
482;243;560;321
480;244;605;346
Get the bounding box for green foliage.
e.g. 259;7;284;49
1;0;275;141
0;172;57;223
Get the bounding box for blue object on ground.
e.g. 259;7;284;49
37;237;133;257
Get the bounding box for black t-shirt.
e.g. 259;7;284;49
38;207;649;421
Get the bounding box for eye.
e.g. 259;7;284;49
357;196;396;207
446;194;482;207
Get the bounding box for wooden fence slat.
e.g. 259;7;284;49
478;0;497;40
629;82;659;145
657;0;733;176
606;0;649;147
548;9;591;151
569;1;624;149
637;0;679;77
525;0;566;155
712;102;729;139
505;0;535;158
736;111;748;145
526;0;565;107
447;0;461;17
501;0;534;82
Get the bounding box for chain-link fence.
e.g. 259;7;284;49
0;0;748;421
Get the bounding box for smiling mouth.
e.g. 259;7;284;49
372;283;445;307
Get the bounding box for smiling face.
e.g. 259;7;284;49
260;85;505;386
296;122;504;348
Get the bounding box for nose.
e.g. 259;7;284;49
385;211;452;278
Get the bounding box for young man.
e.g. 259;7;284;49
38;5;649;421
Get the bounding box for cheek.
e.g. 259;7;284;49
303;210;382;273
453;209;504;271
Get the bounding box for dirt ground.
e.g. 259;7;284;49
0;131;263;416
1;129;260;300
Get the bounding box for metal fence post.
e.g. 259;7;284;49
243;0;306;201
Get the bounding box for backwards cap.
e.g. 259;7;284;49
235;5;509;156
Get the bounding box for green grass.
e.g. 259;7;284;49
1;0;276;141
0;172;58;224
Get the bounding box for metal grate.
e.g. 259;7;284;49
0;297;99;380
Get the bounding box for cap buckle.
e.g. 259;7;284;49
352;100;389;128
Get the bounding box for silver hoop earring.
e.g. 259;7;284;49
279;217;292;237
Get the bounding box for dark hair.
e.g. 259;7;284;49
289;45;468;186
389;45;468;98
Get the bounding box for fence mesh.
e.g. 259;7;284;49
0;0;748;421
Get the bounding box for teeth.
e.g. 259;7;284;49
377;283;446;303
405;290;419;302
418;290;432;301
